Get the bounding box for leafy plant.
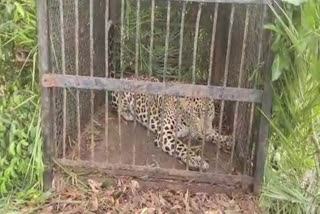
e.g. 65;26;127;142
0;0;43;202
260;0;320;212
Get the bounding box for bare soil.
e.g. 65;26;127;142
30;106;262;214
67;105;238;174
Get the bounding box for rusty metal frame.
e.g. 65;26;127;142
253;34;273;194
38;0;274;194
37;0;54;190
172;0;267;4
57;158;254;192
41;74;263;103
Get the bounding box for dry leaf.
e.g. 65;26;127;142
88;179;102;193
225;210;242;214
140;207;156;214
190;198;199;211
184;190;190;213
41;205;54;214
130;180;140;193
205;210;223;214
89;196;99;212
172;204;183;209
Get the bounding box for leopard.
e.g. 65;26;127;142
111;75;233;171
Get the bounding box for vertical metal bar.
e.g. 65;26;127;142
75;0;81;160
132;0;141;166
59;0;67;160
178;2;186;82
230;6;250;169
207;3;220;172
208;4;222;172
105;0;110;163
208;3;219;86
173;1;186;169
173;2;186;168
163;0;171;82
147;0;155;137
192;3;203;171
245;5;267;175
48;23;59;159
218;5;235;133
200;100;208;173
49;40;58;158
253;47;273;194
173;98;180;169
89;0;95;163
37;0;53;190
191;3;202;85
117;0;125;164
135;0;141;76
120;0;125;78
159;0;171;160
149;0;155;77
186;138;191;171
254;8;273;194
117;94;123;164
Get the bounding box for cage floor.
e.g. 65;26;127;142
67;105;239;174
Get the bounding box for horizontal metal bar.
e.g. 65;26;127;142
56;158;254;191
171;0;267;4
42;74;263;103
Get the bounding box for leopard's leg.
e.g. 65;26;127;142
205;129;233;153
154;117;209;171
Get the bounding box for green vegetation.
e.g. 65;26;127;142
0;0;319;213
260;0;320;213
0;0;44;204
114;0;215;82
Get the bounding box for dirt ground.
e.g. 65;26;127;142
39;106;261;214
67;105;240;174
21;171;260;214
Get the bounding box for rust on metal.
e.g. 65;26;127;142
56;158;254;192
39;0;273;195
37;0;53;191
41;74;264;103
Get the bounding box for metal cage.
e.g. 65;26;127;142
37;0;273;194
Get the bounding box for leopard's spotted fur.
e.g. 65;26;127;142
111;75;232;171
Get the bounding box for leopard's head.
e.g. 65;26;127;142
181;97;215;137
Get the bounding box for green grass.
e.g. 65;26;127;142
259;0;320;213
0;0;319;213
0;0;45;211
113;0;214;82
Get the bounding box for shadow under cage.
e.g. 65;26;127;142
37;0;274;194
